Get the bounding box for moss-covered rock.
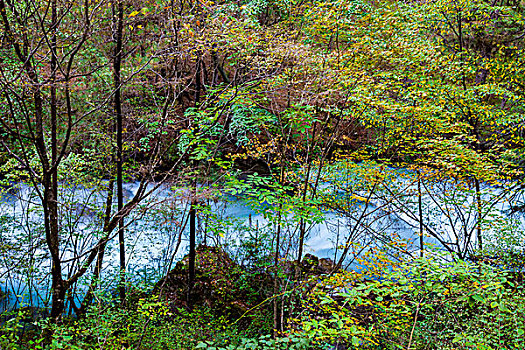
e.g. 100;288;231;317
154;245;272;324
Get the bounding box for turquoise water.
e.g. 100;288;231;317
1;177;515;313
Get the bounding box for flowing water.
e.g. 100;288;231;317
0;174;520;313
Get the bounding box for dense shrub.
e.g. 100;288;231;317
0;299;265;349
294;257;525;350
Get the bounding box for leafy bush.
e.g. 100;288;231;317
0;297;253;350
2;256;525;349
295;256;525;350
197;334;312;350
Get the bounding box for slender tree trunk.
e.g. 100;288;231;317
187;55;202;308
112;0;126;305
273;143;287;335
296;130;316;276
48;180;65;320
187;197;196;308
273;205;282;335
417;170;424;258
48;0;66;321
475;177;483;251
79;181;114;314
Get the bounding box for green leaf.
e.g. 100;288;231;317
351;336;360;346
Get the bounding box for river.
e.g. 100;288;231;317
0;171;521;313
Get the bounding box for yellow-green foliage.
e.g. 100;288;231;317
296;256;525;349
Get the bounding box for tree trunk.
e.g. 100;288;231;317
187;55;202;308
417;170;424;258
273;206;282;335
49;0;65;321
475;177;483;251
187;198;196;308
112;0;126;305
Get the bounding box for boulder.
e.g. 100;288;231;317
301;254;337;275
154;245;271;322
